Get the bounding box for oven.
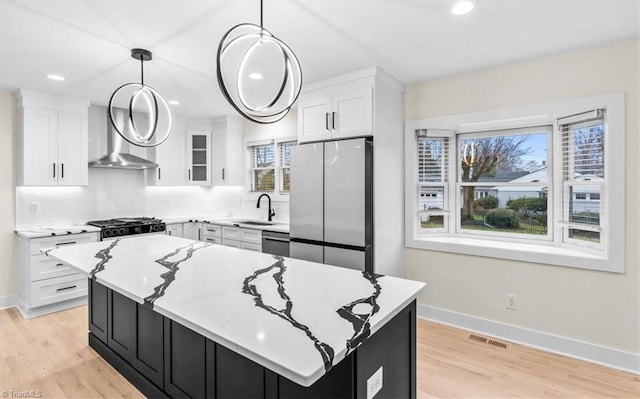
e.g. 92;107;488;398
87;217;166;241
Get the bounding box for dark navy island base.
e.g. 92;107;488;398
88;279;417;399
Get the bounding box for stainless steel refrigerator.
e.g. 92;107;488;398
289;137;373;273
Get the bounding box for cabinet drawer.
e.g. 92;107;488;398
203;236;221;245
222;239;242;249
241;229;262;244
221;226;240;240
222;226;261;243
240;241;262;252
30;273;87;308
202;224;222;238
30;254;77;281
30;233;97;255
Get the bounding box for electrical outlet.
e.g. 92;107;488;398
30;202;40;213
505;294;517;310
367;366;383;399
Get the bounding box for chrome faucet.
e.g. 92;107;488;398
256;193;276;222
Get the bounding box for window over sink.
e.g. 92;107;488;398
247;138;297;196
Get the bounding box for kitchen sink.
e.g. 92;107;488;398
236;220;275;226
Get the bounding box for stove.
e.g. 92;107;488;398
87;217;166;240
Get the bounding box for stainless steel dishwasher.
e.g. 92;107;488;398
261;231;290;257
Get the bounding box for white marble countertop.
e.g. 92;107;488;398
165;216;290;233
15;225;101;239
46;235;424;387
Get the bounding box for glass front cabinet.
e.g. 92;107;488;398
186;131;212;186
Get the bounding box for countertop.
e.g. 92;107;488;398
46;235;425;387
165;216;290;233
15;225;101;239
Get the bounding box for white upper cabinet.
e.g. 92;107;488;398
297;75;374;143
186;130;211;186
148;122;186;186
17;90;89;186
212;116;244;186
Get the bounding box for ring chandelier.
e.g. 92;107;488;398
217;0;303;124
108;48;173;147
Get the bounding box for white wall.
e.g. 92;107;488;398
237;110;298;222
404;39;639;355
0;92;17;302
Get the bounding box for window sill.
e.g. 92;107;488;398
406;235;624;273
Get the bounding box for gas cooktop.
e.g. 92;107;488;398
87;217;166;239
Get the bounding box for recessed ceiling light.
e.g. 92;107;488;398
46;74;65;81
451;0;478;15
248;73;263;80
168;100;180;105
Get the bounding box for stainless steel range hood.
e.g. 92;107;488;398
88;108;158;170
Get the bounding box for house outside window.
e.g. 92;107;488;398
404;93;625;273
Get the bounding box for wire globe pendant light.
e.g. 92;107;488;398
217;0;303;124
108;48;173;147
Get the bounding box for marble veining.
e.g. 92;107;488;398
90;238;121;279
242;256;335;372
144;241;211;307
337;271;382;354
46;235;426;387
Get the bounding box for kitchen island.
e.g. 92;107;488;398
46;235;425;398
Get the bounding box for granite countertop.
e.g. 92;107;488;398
46;235;424;387
15;225;101;239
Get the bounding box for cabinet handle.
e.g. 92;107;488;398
56;241;76;246
188;169;191;180
222;168;225;180
325;113;329;130
61;163;64;178
56;285;77;292
158;168;161;180
198;229;201;241
332;112;336;130
53;163;56;178
55;263;64;267
264;237;289;243
168;230;172;236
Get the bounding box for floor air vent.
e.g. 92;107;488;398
468;334;508;349
468;334;488;343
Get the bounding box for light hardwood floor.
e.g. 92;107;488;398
0;306;638;398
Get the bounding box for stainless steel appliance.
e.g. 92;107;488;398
289;137;373;272
262;231;290;257
87;217;166;241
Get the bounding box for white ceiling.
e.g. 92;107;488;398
1;0;638;119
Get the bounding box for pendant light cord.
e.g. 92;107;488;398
260;0;263;29
140;58;145;85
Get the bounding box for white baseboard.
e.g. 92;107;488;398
418;304;639;375
15;297;87;319
0;294;18;310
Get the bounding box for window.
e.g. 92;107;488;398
405;93;625;272
559;110;605;247
416;130;449;231
249;142;275;191
278;141;295;193
247;139;296;195
457;126;551;238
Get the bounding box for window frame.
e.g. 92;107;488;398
454;125;554;242
404;93;625;273
245;137;297;201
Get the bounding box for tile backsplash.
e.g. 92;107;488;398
16;168;287;228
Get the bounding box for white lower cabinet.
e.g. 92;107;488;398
17;232;99;317
183;222;202;241
222;226;262;252
166;223;184;238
